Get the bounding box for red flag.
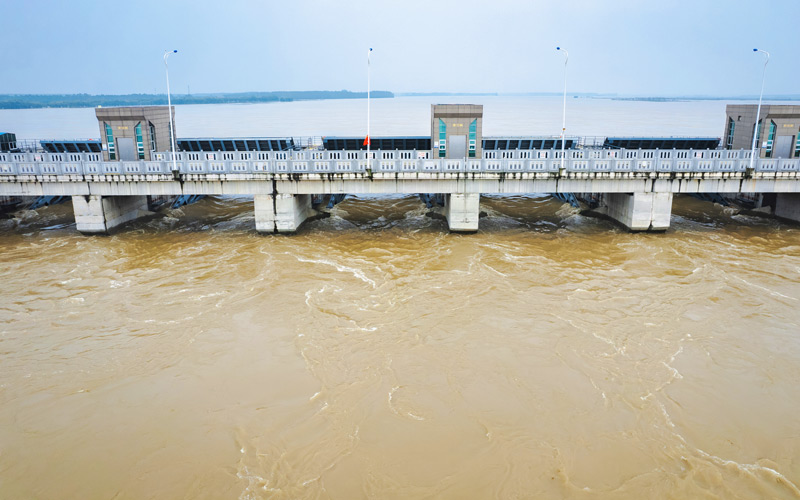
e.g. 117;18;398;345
363;135;370;146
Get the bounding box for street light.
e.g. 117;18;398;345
366;47;373;174
749;48;769;174
556;47;568;174
163;49;178;175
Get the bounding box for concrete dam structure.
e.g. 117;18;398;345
2;104;800;234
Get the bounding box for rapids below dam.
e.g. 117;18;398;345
1;193;799;499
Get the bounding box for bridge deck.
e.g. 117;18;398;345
1;149;799;197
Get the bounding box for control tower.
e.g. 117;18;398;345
431;104;483;159
95;106;175;161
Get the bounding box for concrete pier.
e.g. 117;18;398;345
2;146;799;235
71;195;149;234
445;193;480;232
774;193;800;223
598;192;673;231
254;194;315;233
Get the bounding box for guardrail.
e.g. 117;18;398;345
0;147;760;163
0;150;798;176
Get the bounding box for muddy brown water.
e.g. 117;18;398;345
1;194;799;499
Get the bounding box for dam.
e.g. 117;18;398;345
1;103;799;233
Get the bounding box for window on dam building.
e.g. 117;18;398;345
795;133;800;158
149;123;157;152
438;119;446;158
765;121;776;158
755;120;762;150
725;117;735;149
104;123;115;160
469;119;477;158
135;122;145;160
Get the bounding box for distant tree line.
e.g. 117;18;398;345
0;90;394;109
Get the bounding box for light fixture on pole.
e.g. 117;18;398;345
365;47;373;174
163;49;179;175
749;48;769;175
556;47;568;175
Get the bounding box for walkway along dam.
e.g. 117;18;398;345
2;104;800;233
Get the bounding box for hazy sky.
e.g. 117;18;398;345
2;0;798;96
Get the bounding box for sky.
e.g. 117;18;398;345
1;0;798;97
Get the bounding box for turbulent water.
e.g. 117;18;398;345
1;98;800;499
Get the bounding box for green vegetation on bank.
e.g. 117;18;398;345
0;90;394;109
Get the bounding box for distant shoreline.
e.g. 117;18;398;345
2;91;799;110
0;90;394;110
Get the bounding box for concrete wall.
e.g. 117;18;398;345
71;195;149;234
254;194;315;233
445;193;480;232
3;175;800;198
254;195;276;233
726;104;763;151
774;193;800;222
600;192;673;231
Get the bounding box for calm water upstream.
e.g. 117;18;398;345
1;97;799;499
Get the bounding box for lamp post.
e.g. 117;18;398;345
749;48;769;174
556;47;568;174
366;47;373;174
163;49;178;174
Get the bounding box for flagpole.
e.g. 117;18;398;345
367;47;372;174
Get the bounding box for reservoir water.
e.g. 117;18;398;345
1;97;799;499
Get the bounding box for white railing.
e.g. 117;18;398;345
0;149;797;177
481;148;755;161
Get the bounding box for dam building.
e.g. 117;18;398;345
724;104;800;159
1;103;800;235
96;106;174;162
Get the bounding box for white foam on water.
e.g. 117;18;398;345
294;256;377;289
